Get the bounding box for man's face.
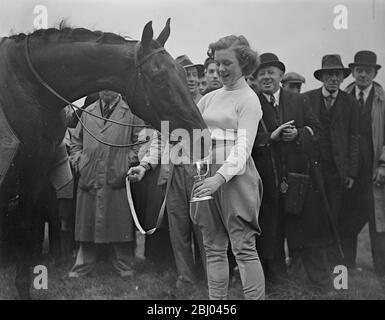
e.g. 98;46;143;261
352;66;377;90
320;70;344;93
185;66;199;96
198;75;208;95
205;62;222;90
256;66;283;94
99;90;119;103
283;82;302;93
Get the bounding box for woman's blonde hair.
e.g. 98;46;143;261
208;35;259;76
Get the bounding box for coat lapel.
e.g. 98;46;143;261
258;93;277;130
331;90;345;124
88;101;104;129
280;89;296;123
100;100;130;133
311;88;323;119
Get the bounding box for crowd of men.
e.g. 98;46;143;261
2;47;384;297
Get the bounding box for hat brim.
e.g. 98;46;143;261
282;80;304;84
314;68;351;81
348;62;382;71
255;61;286;75
184;63;204;76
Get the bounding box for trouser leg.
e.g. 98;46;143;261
322;164;344;268
167;166;197;283
367;188;385;277
267;198;288;281
301;247;331;288
111;242;135;277
192;222;207;279
193;199;230;299
340;180;370;268
230;229;265;300
69;242;97;277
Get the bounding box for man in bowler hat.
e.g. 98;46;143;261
343;51;385;278
252;53;333;289
302;54;359;269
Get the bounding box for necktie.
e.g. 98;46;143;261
270;94;280;125
358;90;365;106
324;95;333;110
270;94;276;107
103;102;110;118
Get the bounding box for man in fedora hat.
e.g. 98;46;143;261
343;50;385;278
252;53;333;289
175;55;204;104
281;72;306;94
303;54;359;269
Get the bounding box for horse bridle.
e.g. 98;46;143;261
24;34;168;148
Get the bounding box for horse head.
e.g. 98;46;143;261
128;19;209;153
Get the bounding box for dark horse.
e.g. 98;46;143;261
0;19;207;299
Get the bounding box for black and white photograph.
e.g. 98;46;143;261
0;0;385;303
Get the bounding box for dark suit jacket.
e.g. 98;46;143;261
252;89;332;257
302;88;359;181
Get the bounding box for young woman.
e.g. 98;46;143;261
192;35;265;299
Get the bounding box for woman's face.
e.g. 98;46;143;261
214;48;243;87
205;62;222;90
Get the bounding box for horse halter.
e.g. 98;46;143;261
129;42;167;118
24;34;167;148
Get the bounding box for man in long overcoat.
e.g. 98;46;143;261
68;90;144;278
343;51;385;277
302;54;359;268
252;53;333;289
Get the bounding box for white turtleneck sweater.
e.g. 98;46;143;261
197;77;262;182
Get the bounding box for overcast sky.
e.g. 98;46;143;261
1;0;384;92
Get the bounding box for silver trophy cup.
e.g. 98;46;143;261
190;159;214;203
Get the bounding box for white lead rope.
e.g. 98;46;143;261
125;164;174;235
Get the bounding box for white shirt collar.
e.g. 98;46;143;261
263;88;281;106
355;83;373;102
322;86;339;99
223;76;248;91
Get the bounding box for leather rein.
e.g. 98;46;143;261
24;35;166;148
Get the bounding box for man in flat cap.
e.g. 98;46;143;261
252;53;333;290
343;50;385;278
282;72;306;94
303;54;359;270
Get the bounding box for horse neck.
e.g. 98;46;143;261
7;36;137;110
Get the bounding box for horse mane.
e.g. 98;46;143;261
3;24;132;45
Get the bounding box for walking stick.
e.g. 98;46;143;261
309;158;345;260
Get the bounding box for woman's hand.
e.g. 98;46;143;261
193;173;226;198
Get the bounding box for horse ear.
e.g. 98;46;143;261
141;21;153;51
156;18;171;47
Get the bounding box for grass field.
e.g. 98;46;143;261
0;225;384;300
